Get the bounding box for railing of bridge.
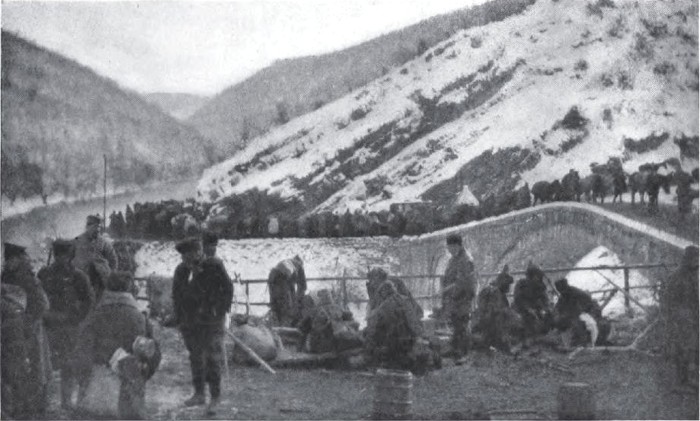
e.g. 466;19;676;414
133;262;673;317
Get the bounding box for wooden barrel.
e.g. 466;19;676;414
373;369;413;420
557;382;595;420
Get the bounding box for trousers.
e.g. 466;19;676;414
181;322;225;398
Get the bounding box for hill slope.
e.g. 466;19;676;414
186;0;535;156
1;31;219;205
143;92;209;120
197;0;698;214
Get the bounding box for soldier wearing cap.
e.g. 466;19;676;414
513;262;553;344
73;215;118;297
38;239;95;408
1;243;52;417
441;234;477;362
172;238;233;413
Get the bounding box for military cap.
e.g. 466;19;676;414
175;238;201;254
446;234;462;246
3;243;27;260
86;214;102;225
52;239;75;256
202;230;218;246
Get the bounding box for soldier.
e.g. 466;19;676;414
267;255;306;327
366;267;422;319
441;234;477;363
2;281;30;418
1;243;52;417
472;265;521;352
365;281;423;370
513;263;553;345
73;215;118;300
659;245;699;389
38;239;95;408
553;278;610;347
172;238;233;414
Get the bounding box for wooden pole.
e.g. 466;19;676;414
594;269;649;314
103;154;107;231
623;268;631;316
341;269;348;308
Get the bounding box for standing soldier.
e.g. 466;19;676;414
442;234;477;363
1;243;52;417
38;239;95;408
73;215;118;300
659;245;699;389
172;238;233;414
267;255;306;327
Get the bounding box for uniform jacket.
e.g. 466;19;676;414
554;285;602;327
513;276;549;315
442;248;476;316
38;262;94;327
73;232;118;275
172;258;233;327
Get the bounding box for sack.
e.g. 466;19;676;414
230;323;279;363
77;365;121;418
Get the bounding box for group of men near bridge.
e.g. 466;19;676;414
1;214;160;419
3;215;697;419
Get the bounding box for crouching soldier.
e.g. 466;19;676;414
38;239;95;409
298;289;363;353
553;278;610;347
172;238;233;414
513;263;553;345
365;281;423;371
472;266;522;353
268;255;306;327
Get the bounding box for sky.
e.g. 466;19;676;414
2;0;485;96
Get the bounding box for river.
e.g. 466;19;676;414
1;178;199;265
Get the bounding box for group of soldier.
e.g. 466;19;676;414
1;215;159;419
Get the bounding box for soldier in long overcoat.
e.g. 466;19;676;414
268;255;306;327
73;215;118;300
1;243;52;416
513;263;552;342
441;234;477;360
472;266;520;352
38;239;95;408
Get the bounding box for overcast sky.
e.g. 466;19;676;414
2;0;485;96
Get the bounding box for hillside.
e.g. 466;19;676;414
143;92;209;120
198;0;699;215
1;31;219;205
187;0;535;156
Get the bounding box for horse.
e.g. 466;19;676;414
628;171;648;204
646;173;672;214
561;170;581;201
610;171;627;203
531;181;553;205
581;174;606;203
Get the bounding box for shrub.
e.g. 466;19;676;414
350;107;369;121
425;53;433;63
623;132;669;154
400;68;409;75
471;36;483;48
364;175;389;197
560;106;588;130
642;19;668;38
602;108;613;128
607;15;626;38
574;59;589;71
600;73;614;87
633;33;654;61
617;70;633;90
653;61;676;76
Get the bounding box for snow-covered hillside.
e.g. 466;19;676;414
198;0;698;213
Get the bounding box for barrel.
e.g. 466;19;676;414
557;382;596;420
373;369;413;420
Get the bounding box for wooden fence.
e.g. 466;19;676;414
134;262;673;317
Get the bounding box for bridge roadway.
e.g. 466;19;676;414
395;202;696;288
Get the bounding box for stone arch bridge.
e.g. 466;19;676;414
395;202;696;288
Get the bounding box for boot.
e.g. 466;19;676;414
184;390;206;407
206;382;221;415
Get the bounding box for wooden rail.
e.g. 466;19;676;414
134;262;673;315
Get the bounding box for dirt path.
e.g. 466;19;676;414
42;321;697;420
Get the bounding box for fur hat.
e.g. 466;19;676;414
446;234;462;246
175;238;201;254
201;230;218;246
3;243;27;260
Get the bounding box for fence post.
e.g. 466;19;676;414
341;269;348;308
623;268;631;316
245;282;250;316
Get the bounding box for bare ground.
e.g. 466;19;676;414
42;319;698;421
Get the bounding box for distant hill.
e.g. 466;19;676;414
198;0;698;215
144;92;209;120
1;31;220;205
187;0;535;156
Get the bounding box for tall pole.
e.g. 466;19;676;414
103;154;107;231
